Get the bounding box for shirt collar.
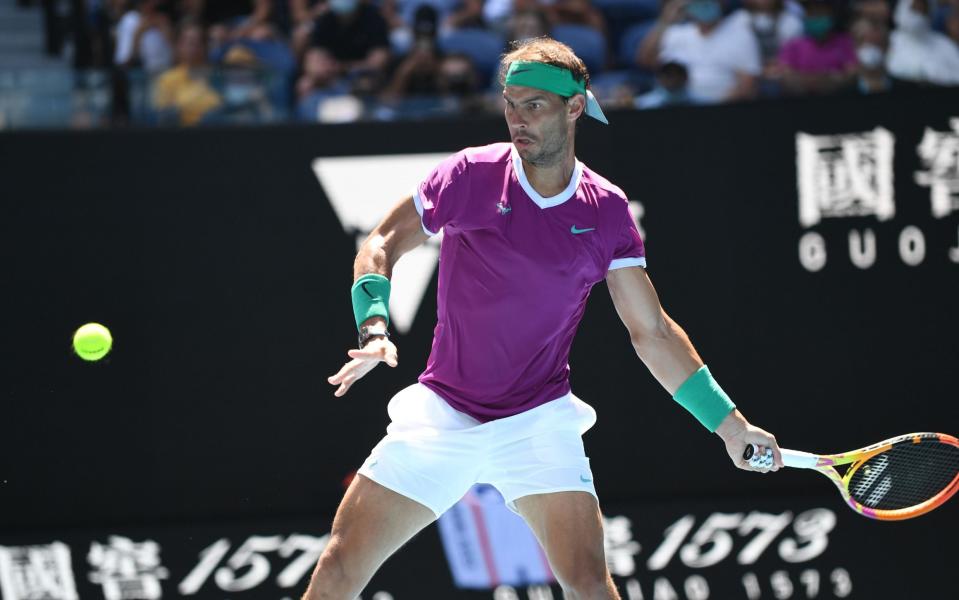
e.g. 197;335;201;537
511;145;583;209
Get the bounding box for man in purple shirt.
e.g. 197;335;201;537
777;0;858;94
306;38;783;600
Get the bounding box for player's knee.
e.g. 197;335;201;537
304;535;366;598
555;559;612;599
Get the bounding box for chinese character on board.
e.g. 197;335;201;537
915;118;959;219
602;516;641;578
0;542;79;600
87;536;169;600
796;128;896;227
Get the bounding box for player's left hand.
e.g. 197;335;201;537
327;337;398;397
715;409;783;473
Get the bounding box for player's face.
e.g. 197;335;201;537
503;85;574;167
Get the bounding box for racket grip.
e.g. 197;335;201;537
744;445;820;469
743;443;774;469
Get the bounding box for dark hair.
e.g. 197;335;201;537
498;37;590;90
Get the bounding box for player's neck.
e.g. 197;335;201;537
522;147;577;198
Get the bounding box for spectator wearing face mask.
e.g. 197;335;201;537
382;9;443;99
732;0;804;64
886;0;959;85
850;16;904;91
297;47;354;120
311;0;391;83
776;0;858;94
638;0;762;103
635;61;693;108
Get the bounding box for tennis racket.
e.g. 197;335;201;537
744;432;959;521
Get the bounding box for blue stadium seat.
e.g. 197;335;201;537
551;25;607;74
618;20;658;69
593;0;660;22
438;29;506;81
593;0;659;55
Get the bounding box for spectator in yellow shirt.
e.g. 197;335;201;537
153;23;223;126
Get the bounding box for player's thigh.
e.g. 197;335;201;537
323;473;436;572
514;491;608;581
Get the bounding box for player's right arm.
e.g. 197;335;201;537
328;195;431;397
352;194;431;281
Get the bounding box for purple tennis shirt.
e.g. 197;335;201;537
412;143;646;422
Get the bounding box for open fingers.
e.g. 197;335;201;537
328;357;377;397
328;357;363;385
383;346;398;368
348;343;398;368
347;347;383;360
331;363;371;397
329;340;398;397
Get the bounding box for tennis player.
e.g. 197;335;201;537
306;38;784;600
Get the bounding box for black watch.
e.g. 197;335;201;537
358;325;390;348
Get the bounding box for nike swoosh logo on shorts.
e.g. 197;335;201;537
580;474;592;483
571;226;595;234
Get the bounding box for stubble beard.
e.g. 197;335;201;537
523;130;568;168
518;116;571;168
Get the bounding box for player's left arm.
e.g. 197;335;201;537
606;266;783;471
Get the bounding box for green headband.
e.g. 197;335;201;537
504;61;609;124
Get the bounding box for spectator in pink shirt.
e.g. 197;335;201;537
777;0;858;94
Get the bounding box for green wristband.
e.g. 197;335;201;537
673;365;736;432
351;274;391;330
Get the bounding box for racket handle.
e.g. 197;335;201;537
744;444;820;469
743;444;774;469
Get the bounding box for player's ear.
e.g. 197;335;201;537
567;94;586;122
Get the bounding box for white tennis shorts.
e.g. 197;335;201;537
357;383;599;518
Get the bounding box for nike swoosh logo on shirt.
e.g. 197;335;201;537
571;226;595;234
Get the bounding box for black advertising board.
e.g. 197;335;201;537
0;492;954;599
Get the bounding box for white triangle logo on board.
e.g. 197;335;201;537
311;153;449;334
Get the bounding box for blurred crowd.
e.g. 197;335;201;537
32;0;959;124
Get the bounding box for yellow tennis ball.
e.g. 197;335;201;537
73;323;113;361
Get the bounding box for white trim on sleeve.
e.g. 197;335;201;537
608;257;647;270
411;187;438;236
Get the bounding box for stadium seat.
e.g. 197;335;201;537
551;25;607;74
589;69;655;103
593;0;660;22
438;29;506;81
618;20;658;69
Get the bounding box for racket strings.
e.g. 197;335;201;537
847;440;959;510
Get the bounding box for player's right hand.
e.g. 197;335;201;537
327;338;398;397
